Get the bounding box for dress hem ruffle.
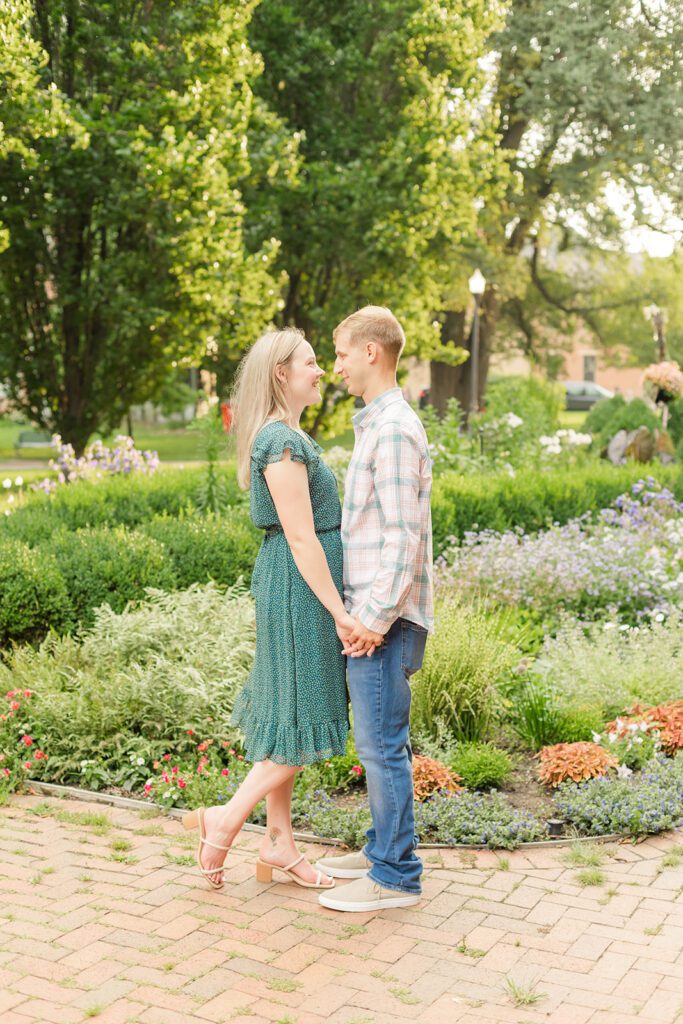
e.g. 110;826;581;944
230;688;349;766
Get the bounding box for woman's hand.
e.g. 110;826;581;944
335;612;382;657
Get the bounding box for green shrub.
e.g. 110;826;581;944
480;375;563;434
410;599;521;743
140;510;260;589
449;742;514;790
50;526;177;628
667;398;683;447
585;395;660;450
0;467;242;545
431;463;683;553
505;680;604;752
0;539;72;647
530;616;683;722
0;584;255;788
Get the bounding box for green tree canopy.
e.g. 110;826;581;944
0;0;285;451
432;0;683;411
240;0;503;430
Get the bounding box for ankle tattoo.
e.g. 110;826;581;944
269;827;280;848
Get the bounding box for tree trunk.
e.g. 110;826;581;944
430;293;497;417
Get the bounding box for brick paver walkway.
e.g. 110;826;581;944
1;793;682;1024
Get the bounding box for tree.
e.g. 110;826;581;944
431;0;683;412
244;0;503;432
0;1;285;452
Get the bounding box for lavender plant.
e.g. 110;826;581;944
437;479;683;622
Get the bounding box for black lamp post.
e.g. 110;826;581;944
468;268;486;423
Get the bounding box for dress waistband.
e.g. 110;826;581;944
263;523;340;538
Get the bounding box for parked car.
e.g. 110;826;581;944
563;380;614;411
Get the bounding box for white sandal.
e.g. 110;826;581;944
255;853;335;889
181;807;230;890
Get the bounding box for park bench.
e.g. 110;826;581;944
14;429;53;451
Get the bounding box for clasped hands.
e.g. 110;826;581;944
335;612;384;658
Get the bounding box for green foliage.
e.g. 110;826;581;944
480;376;562;434
431;463;683;554
0;1;286;450
139;512;260;590
449;743;514;790
189;407;232;514
0;584;255;787
530;616;683;723
50;527;176;628
585;397;660;450
246;0;504;427
410;599;522;743
0;539;71;647
0;468;243;544
506;680;604;752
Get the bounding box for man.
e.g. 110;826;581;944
317;306;434;913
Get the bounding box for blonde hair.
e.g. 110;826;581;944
333;305;405;364
231;327;306;489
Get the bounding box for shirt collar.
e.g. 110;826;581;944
352;387;403;432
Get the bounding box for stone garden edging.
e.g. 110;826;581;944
25;778;653;851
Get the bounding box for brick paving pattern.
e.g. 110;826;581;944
1;793;682;1024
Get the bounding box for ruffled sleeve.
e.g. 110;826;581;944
251;422;321;472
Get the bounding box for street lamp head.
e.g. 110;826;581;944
468;268;486;296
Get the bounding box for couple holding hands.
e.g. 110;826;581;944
182;305;433;913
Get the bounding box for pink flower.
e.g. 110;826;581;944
178;779;187;789
221;768;230;776
171;766;178;775
10;701;20;711
22;761;31;770
5;690;15;699
197;741;208;752
144;782;152;793
22;690;31;698
2;768;10;776
21;735;33;746
162;753;171;761
34;750;45;760
186;729;194;736
161;772;170;783
350;765;363;776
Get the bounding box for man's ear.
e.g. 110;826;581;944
366;342;378;364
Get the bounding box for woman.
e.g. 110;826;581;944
182;327;372;889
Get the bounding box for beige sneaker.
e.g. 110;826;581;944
319;875;421;912
315;850;372;878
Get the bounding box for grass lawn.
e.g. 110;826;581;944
1;408;586;465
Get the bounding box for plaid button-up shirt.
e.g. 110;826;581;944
341;387;434;635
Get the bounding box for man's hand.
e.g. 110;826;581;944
342;618;384;658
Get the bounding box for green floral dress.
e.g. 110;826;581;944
230;421;349;765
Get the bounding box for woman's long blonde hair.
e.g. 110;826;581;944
231;327;306;489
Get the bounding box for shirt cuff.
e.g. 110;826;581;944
357;606;395;636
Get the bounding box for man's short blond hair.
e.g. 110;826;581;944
334;306;406;365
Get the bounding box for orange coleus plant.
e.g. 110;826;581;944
605;701;683;757
412;754;462;801
537;742;619;788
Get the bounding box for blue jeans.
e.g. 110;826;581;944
347;617;428;894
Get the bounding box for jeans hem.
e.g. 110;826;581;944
367;870;422;896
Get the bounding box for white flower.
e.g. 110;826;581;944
603;623;616;630
2;478;11;488
633;736;643;745
7;495;14;504
616;764;633;779
654;612;665;622
607;732;617;743
591;731;602;743
136;757;145;765
504;412;523;429
14;476;23;487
